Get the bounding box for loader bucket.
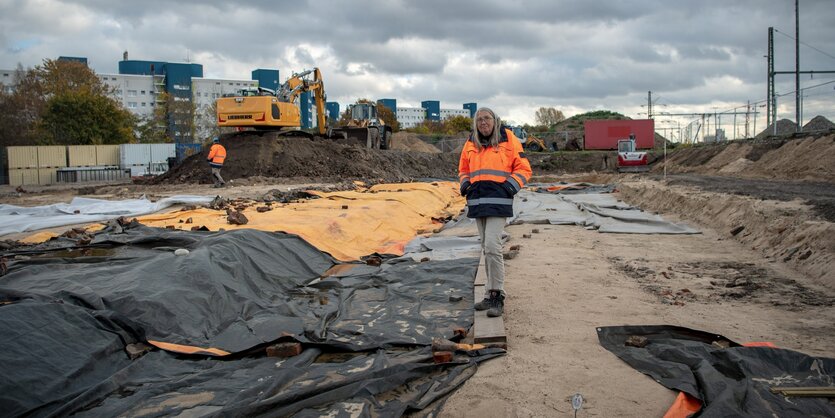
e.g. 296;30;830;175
330;126;387;149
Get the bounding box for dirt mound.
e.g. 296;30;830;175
528;150;635;174
390;132;442;153
803;115;835;133
157;133;459;184
619;179;835;290
755;119;798;139
655;134;835;182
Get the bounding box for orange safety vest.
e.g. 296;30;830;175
207;143;227;167
458;126;532;218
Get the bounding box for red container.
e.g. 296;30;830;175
583;119;655;150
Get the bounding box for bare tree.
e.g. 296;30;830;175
535;107;565;127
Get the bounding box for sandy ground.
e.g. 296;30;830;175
439;188;835;417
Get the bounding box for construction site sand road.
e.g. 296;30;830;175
1;131;834;416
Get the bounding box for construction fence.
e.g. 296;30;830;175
3;143;185;187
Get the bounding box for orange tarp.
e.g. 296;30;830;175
131;182;464;261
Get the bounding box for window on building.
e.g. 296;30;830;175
141;102;146;107
111;77;117;81
150;102;154;107
127;102;137;108
141;90;145;95
127;90;137;97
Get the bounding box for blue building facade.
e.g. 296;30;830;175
377;98;397;116
251;69;279;91
58;56;88;65
463;103;478;118
299;92;313;129
119;60;204;143
326;102;340;124
421;100;441;121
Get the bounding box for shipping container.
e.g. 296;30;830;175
68;145;98;167
150;143;176;162
583;120;655;150
37;146;67;168
7;146;39;169
38;168;58;185
120;144;152;167
95;145;120;166
8;168;40;186
57;167;130;183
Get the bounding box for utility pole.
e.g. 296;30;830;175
767;27;775;130
795;0;801;132
647;91;653;119
748;100;757;139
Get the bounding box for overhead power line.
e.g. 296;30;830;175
773;28;835;61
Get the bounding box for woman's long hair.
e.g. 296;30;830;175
471;107;501;151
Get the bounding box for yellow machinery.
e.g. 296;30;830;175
217;68;326;135
334;102;393;149
215;68;390;149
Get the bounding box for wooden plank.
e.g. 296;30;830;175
473;285;507;344
770;386;835;397
474;254;487;286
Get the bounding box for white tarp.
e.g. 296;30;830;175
510;190;699;234
0;195;215;237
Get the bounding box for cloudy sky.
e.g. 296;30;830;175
2;0;834;136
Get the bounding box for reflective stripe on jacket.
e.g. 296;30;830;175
458;126;532;218
207;144;227;168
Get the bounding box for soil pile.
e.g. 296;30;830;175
755;119;798;139
655;134;835;182
157;133;459;184
390;132;442;153
803;115;835;133
619;178;835;290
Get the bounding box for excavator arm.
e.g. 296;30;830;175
279;68;327;136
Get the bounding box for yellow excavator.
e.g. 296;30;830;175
215;67;391;149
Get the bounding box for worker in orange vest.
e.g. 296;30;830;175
207;137;227;188
459;107;532;317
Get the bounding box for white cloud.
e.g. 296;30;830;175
1;0;833;126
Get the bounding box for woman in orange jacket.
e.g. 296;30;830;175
459;107;532;317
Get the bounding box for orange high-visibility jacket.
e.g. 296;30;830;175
458;126;532;218
207;143;227;168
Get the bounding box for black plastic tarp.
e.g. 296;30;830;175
598;325;835;417
0;225;489;416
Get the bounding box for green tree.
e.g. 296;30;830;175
39;91;135;145
376;103;400;131
0;59;132;146
0;64;48;146
535;107;565;127
194;101;220;142
443;115;471;134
